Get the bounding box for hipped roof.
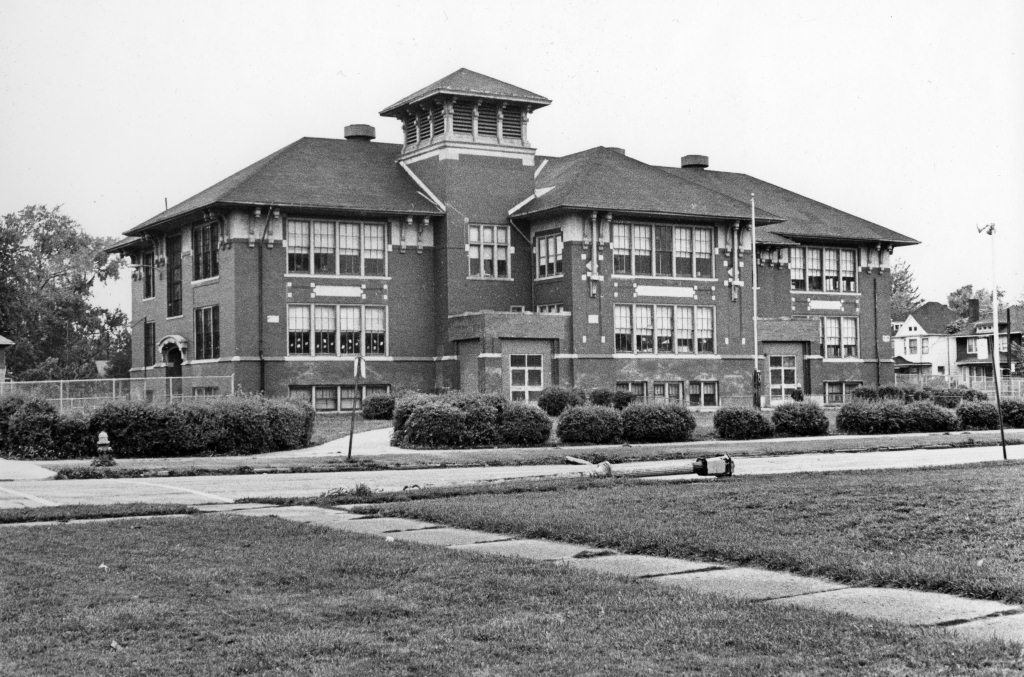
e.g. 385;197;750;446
514;147;783;223
380;68;551;117
125;138;442;236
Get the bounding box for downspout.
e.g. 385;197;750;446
256;206;276;394
873;276;881;385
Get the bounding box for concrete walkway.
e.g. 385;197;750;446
2;443;1022;509
202;503;1024;645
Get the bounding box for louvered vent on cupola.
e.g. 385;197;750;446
430;103;444;136
477;102;498;136
403;118;417;144
502;106;523;139
453;101;473;133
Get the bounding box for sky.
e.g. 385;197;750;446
2;0;1022;316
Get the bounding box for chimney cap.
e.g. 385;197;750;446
344;124;376;141
681;154;709;169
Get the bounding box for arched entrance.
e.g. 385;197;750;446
158;335;188;396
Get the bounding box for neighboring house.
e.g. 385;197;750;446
110;68;918;410
0;334;13;382
955;305;1024;381
892;301;960;377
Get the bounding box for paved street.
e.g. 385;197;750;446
1;443;1020;509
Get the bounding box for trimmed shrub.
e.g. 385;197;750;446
1001;399;1024;428
877;385;905;401
790;387;804;402
497;402;552;446
712;407;773;440
851;386;878;401
402;402;469;449
771;402;829;437
611;391;636;410
0;394;31;450
5;399;60;459
537;386;585;416
836;400;907;435
361;394;395;420
905;402;959;433
621;402;696;443
589;388;615;407
958;401;1000;430
557;405;622;445
88;396;313;458
439;392;505;447
391;393;438;444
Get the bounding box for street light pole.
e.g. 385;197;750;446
979;223;1007;461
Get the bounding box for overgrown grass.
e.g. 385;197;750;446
381;461;1024;604
0;516;1019;674
0;503;195;524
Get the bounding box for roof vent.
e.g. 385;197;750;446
606;147;626;155
344;124;376;142
681;154;709;169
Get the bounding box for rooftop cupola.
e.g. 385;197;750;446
379;68;551;164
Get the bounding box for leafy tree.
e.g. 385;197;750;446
0;205;127;380
947;284;1005;319
890;258;922;319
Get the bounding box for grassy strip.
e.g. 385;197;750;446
0;515;1019;675
380;461;1024;604
242;476;637;507
0;503;196;524
42;429;1022;479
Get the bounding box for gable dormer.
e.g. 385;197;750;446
380;68;550;164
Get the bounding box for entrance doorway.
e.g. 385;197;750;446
768;355;799;404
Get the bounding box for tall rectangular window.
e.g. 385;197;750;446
823;317;841;357
655;306;673;352
807;249;823;291
840;250;857;291
824;249;840;291
789;248;806;290
363;224;385;277
288;305;311;355
166;234;182;317
314;305;336;355
313;222;336;275
339;306;360;354
468;225;511;278
655;226;673;276
694;228;713;277
695;307;714;353
614;305;633;352
287;220;311;273
338;223;360;275
841;318;858;357
674;228;693;277
634;305;654;353
509;354;543;401
193;305;220;360
535;231;563;278
675;306;694;353
908;338;918;355
364;307;386;355
632;226;653;275
192;222;220;280
144;321;156;367
689;381;718;407
142;251;155;299
613;224;631;274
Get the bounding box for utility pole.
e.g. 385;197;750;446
750;194;761;409
978;223;1007;461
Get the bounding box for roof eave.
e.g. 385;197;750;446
513;203;786;224
380;90;551;117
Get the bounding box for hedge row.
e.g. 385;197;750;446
392;394;698;447
0;395;315;459
391;392;552;449
836;399;1024;435
851;385;988;407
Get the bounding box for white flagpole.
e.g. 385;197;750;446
751;193;760;408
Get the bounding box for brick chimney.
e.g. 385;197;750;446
968;298;980;322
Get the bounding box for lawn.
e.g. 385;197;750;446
1;515;1019;675
0;503;194;524
380;461;1024;604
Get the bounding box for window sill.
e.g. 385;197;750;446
534;274;564;282
791;290;860;296
822;357;864;363
192;276;219;286
142;296;155;301
166;315;183;320
285;273;391;280
611;274;715;282
466;276;516;282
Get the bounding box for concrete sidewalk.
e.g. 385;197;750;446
0;457;56;481
206;503;1024;645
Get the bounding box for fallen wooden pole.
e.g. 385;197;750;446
573;455;734;479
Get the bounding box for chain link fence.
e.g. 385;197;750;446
0;375;236;412
895;373;1024;400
